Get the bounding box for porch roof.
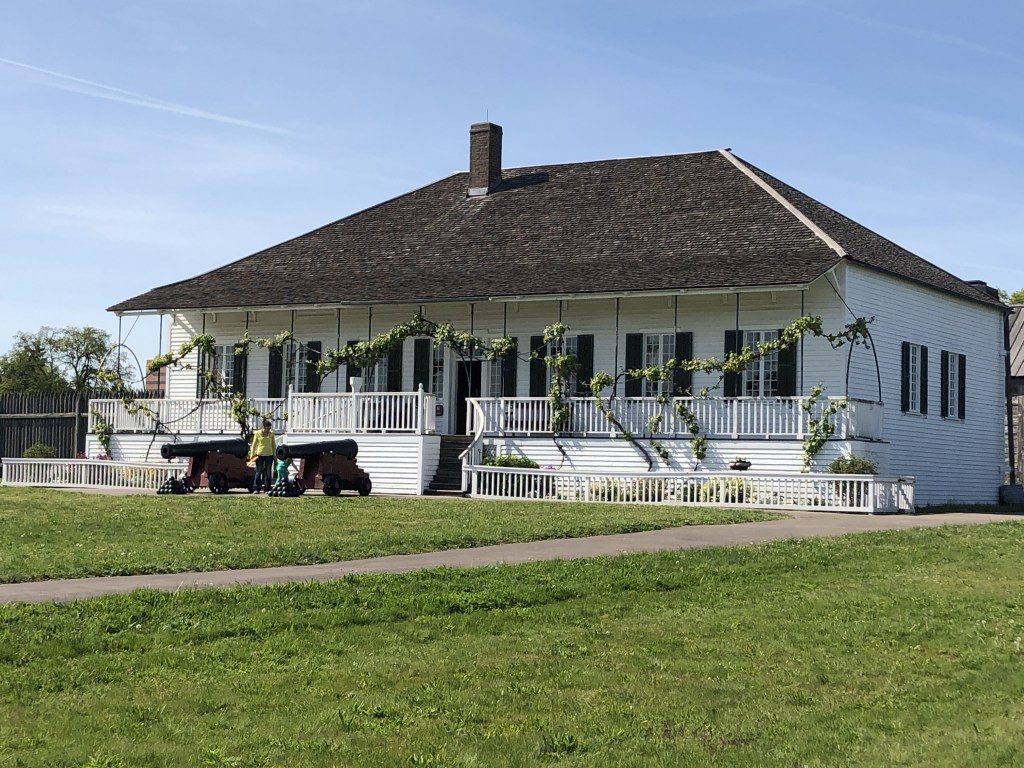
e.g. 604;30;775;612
110;148;1001;314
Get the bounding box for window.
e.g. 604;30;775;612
363;355;389;393
643;333;675;397
279;341;321;394
900;342;928;414
432;343;446;399
348;339;401;393
529;334;593;397
549;335;579;393
941;351;966;420
198;344;237;397
285;342;308;394
626;332;692;398
743;330;780;397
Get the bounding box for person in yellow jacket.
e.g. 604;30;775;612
249;419;277;493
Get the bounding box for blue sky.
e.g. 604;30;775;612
2;0;1022;370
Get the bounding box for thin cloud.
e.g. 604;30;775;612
0;56;290;135
802;2;1020;64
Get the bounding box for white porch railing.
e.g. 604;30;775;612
1;459;184;491
288;389;437;434
465;467;914;514
88;398;287;435
468;396;884;441
88;391;437;435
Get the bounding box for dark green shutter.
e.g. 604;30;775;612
304;341;321;393
268;348;283;399
940;351;950;417
958;354;967;420
345;340;359;391
575;334;594;395
777;328;797;397
502;338;518;397
673;332;693;396
919;345;928;415
413;339;432;392
529;335;547;397
387;344;403;391
724;330;743;398
900;342;910;412
625;333;643;397
233;348;247;395
196;349;208;398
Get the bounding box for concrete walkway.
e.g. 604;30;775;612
1;510;1020;604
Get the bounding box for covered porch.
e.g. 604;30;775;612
88;392;882;443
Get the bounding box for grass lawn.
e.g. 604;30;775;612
0;487;781;583
1;521;1023;766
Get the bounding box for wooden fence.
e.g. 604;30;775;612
0;390;162;460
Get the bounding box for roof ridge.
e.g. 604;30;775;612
717;149;847;258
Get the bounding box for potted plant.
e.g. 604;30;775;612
729;456;752;471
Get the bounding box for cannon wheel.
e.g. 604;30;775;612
357;476;372;496
322;474;342;497
208;472;229;494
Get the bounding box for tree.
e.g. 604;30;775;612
998;288;1024;304
0;342;66;394
0;326;135;394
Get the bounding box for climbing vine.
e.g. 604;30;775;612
95;309;872;473
583;314;872;470
801;385;848;469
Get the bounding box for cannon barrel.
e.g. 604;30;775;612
276;439;358;461
161;438;250;461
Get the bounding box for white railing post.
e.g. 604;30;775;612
417;384;424;435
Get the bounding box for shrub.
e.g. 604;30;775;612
700;477;750;504
482;455;539;469
828;456;877;475
22;443;57;459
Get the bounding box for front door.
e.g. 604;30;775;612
455;360;482;434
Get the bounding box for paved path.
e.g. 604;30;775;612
1;510;1019;604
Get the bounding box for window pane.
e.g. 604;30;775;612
432;344;445;399
908;344;919;413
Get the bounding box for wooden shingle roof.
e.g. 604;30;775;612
109;149;1002;313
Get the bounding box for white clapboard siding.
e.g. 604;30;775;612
95;433;440;495
482;436;878;476
844;264;1005;505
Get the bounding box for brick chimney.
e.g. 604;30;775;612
468;122;502;196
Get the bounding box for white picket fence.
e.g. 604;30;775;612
1;459;184;491
464;466;915;514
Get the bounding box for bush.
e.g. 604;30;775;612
700;477;750;504
22;443;57;459
828;456;877;475
482;455;539;469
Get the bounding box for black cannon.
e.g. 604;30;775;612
157;438;254;495
276;439;371;496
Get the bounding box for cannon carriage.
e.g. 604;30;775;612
276;438;372;497
157;438;254;495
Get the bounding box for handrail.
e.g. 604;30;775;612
467;396;885;441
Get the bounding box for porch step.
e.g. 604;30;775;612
428;435;473;493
